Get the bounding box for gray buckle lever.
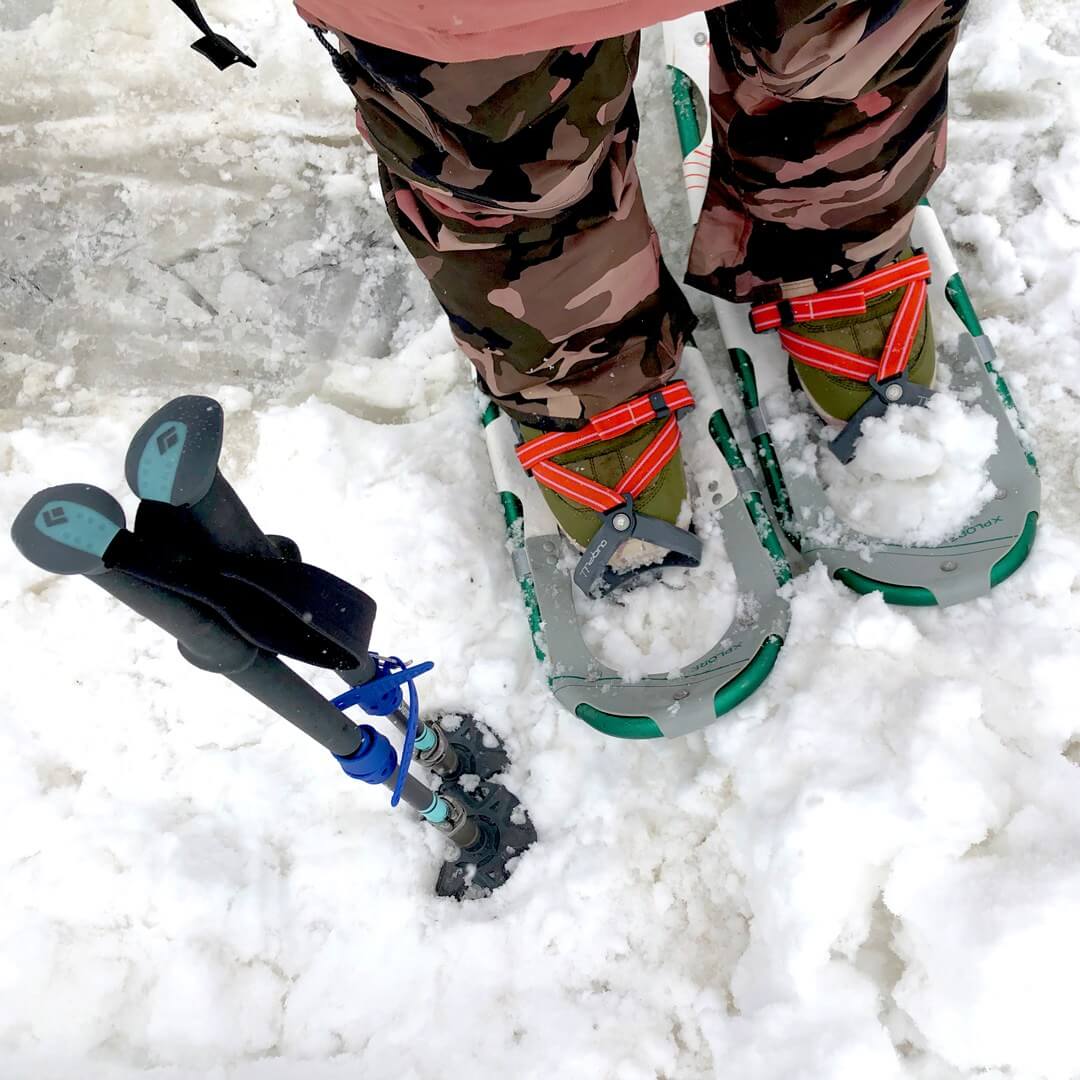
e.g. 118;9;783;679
828;370;934;464
573;496;703;598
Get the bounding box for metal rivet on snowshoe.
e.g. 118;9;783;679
612;512;631;532
941;560;959;572
707;480;719;492
543;540;557;551
546;554;558;565
673;689;689;700
995;489;1008;500
884;382;905;403
694;31;707;44
712;493;723;505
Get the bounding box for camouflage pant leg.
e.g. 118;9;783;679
324;31;696;425
687;0;969;303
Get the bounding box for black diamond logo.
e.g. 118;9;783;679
156;427;180;455
43;507;68;528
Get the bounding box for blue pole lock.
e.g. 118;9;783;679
332;655;434;807
331;658;434;718
335;724;397;784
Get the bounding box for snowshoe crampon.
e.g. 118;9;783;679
480;345;791;739
664;13;1039;607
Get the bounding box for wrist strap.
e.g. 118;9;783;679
169;0;256;71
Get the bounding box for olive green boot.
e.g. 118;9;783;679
518;417;691;571
789;251;936;423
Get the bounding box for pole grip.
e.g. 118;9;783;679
125;395;279;558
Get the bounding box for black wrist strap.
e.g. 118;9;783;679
169;0;256;70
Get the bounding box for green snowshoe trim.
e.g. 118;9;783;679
497;490;545;662
945;271;1038;473
729;347;796;543
990;510;1039;587
834;568;937;606
575;704;663;739
944;272;984;338
670;67;701;157
575;633;784;739
707;408;791;586
711;633;783;715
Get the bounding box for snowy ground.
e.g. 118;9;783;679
3;1;1080;1078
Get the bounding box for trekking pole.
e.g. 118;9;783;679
124;395;510;785
12;401;536;899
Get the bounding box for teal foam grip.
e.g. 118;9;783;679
136;420;188;502
414;726;437;753
35;500;121;559
421;795;450;824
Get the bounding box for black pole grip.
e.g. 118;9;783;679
12;484;125;576
125;396;279;558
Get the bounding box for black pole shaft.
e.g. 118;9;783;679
227;652;365;756
90;570;364;755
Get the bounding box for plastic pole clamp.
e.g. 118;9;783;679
335;724;398;784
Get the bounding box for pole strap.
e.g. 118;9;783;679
168;0;256;71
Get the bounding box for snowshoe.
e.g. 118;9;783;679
480;346;791;739
664;13;1040;607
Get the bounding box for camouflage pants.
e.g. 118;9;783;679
314;1;967;424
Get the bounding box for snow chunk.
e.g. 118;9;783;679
819;395;998;544
891;809;1080;1079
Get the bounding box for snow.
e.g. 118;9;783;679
3;2;1080;1080
576;507;738;681
818;395;999;544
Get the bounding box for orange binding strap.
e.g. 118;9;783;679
750;253;932;384
515;382;694;513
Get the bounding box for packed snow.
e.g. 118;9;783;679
3;2;1080;1080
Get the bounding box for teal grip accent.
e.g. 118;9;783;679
421;795;450;825
413;725;437;753
35;500;121;559
136;420;188;501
